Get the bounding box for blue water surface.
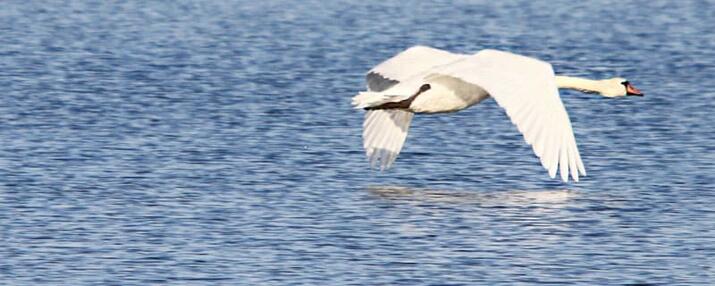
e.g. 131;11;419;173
1;1;714;285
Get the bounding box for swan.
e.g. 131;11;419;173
352;46;643;182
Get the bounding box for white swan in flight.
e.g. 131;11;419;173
352;46;643;182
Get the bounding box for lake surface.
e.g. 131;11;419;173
2;1;715;285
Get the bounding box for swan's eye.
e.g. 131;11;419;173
621;81;629;86
420;84;431;92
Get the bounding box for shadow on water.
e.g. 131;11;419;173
365;185;579;206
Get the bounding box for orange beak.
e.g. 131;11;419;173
625;82;643;96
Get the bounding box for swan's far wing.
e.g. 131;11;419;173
367;46;465;91
437;49;586;182
363;109;414;170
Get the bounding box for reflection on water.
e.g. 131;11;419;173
367;185;577;206
366;186;582;242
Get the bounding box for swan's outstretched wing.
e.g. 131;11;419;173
367;46;465;91
434;49;586;182
362;109;414;170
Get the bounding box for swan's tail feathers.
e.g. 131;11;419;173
352;91;405;109
362;109;414;170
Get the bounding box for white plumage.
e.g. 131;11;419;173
353;46;642;182
362;109;413;170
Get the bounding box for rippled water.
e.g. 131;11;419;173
2;1;715;285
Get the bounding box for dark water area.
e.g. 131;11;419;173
1;1;714;285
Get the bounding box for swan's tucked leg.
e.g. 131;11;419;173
363;109;414;170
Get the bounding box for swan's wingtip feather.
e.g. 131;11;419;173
560;171;568;183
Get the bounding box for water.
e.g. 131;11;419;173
1;1;714;285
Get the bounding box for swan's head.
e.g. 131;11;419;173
600;77;644;97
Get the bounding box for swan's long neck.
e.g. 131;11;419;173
554;76;602;94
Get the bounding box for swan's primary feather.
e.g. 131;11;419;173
429;49;586;182
362;109;414;170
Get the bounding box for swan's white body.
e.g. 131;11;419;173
353;46;642;182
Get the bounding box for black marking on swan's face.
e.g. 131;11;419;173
621;81;644;96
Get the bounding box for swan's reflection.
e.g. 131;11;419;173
366;185;578;206
366;186;581;240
